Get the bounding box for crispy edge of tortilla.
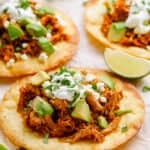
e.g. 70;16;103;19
0;2;79;77
0;68;145;150
84;0;150;60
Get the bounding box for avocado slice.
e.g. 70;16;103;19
32;96;54;117
38;37;55;55
26;23;47;37
98;116;108;129
35;6;54;16
100;74;115;90
71;99;92;122
0;144;8;150
18;17;33;26
108;22;126;42
8;23;24;40
31;71;50;86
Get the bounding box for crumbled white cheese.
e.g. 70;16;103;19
42;81;51;88
46;33;51;39
22;43;28;48
53;86;74;101
39;52;48;62
21;54;28;60
97;82;105;91
56;16;67;26
100;96;107;103
0;0;36;21
73;72;83;81
125;0;150;34
85;73;96;82
6;58;15;68
43;89;51;98
3;21;9;28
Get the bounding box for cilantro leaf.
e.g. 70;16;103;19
142;86;150;92
121;125;128;133
19;0;30;9
43;133;49;144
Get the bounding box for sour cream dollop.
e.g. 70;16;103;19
0;0;36;21
125;0;150;34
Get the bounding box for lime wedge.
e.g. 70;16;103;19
104;48;150;78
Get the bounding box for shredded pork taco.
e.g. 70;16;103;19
0;0;78;77
0;67;144;150
85;0;150;59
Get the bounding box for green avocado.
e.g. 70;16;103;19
0;144;8;150
32;96;54;117
71;99;92;122
35;6;54;16
31;71;50;86
108;22;126;42
8;23;24;40
18;17;33;26
26;23;47;37
38;37;55;55
98;116;108;129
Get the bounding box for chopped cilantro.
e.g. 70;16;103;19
45;85;53;91
61;79;71;86
121;125;128;133
59;67;75;76
19;0;30;9
142;86;150;92
84;91;88;98
15;47;22;52
43;133;49;144
92;83;97;91
73;92;80;101
3;7;8;13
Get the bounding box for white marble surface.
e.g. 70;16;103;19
0;0;150;149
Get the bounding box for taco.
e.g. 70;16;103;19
85;0;150;59
0;0;78;77
0;67;144;150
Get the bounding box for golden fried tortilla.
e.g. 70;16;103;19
0;68;144;150
85;0;150;59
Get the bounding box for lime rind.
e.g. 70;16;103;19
104;48;150;79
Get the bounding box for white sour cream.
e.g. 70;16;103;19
0;0;36;21
42;69;107;102
125;0;150;34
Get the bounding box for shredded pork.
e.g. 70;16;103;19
18;83;123;143
41;15;69;44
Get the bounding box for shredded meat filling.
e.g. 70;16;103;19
18;84;123;143
0;45;15;62
41;15;69;44
101;0;150;48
